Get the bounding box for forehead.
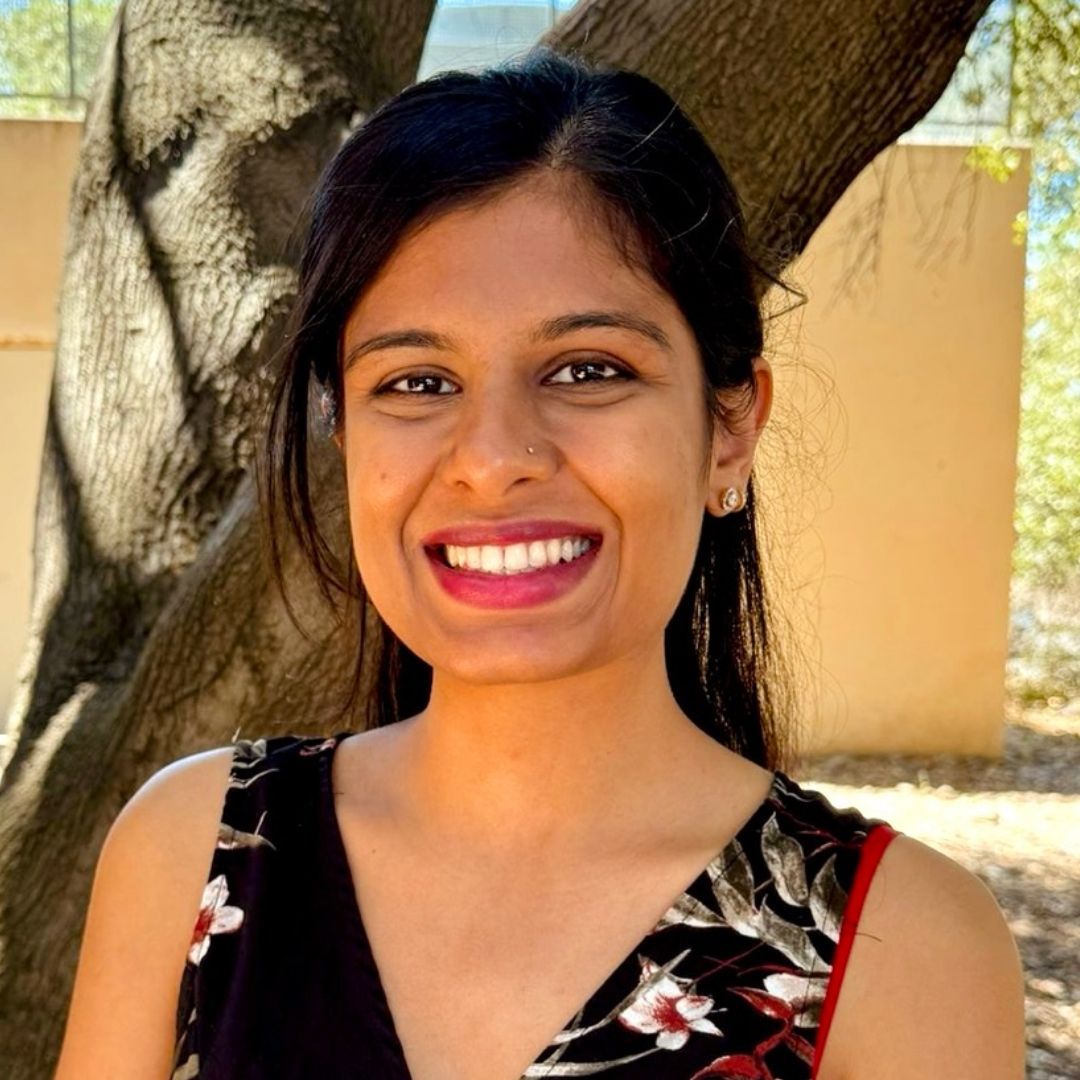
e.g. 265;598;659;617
343;174;669;338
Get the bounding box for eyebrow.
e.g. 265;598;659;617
341;309;673;374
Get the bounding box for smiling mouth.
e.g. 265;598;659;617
424;537;599;573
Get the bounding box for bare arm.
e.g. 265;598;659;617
819;833;1027;1080
53;745;236;1079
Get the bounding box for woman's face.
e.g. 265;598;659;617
337;172;770;687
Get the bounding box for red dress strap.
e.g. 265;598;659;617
811;823;900;1077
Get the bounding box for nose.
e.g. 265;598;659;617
438;377;554;497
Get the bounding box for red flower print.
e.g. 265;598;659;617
188;873;244;965
690;1052;774;1079
617;956;722;1050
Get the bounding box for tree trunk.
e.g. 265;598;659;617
0;0;990;1072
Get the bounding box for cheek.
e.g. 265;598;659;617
589;410;702;511
345;419;424;508
342;433;426;574
585;416;703;577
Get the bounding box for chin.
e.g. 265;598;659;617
434;647;594;687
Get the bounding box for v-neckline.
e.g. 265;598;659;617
319;729;782;1080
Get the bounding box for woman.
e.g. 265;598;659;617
55;46;1025;1080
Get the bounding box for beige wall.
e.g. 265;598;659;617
0;122;1028;756
1;347;53;726
768;142;1028;757
0;119;82;345
1;120;82;731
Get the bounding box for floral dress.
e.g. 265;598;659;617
171;733;898;1079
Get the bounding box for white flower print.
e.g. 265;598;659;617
617;956;722;1049
188;873;244;965
763;970;828;1027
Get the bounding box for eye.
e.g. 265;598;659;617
371;357;634;397
545;358;635;386
373;373;456;397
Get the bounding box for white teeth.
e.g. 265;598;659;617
443;536;594;574
502;543;529;572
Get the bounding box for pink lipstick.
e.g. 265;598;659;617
423;534;602;609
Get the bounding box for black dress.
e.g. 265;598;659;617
171;732;899;1079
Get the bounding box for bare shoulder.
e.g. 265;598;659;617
53;743;237;1079
121;743;237;830
820;832;1027;1080
95;742;238;900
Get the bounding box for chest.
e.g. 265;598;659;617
322;745;839;1080
346;837;711;1080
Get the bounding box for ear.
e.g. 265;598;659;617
704;356;772;516
319;383;344;453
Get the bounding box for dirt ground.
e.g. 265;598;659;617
793;698;1079;1080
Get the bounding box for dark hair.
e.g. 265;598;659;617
256;44;802;771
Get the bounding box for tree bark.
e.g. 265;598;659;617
547;0;995;267
0;0;990;1072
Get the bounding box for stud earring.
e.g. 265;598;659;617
720;486;745;513
319;385;337;433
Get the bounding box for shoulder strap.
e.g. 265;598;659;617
171;734;332;1078
811;822;899;1077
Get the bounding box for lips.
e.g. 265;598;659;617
423;534;602;609
420;519;604;549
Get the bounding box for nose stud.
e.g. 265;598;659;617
526;445;535;454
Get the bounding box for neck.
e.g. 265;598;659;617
383;638;732;861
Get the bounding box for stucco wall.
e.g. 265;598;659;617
0;120;82;345
0;121;1028;755
0;120;82;734
767;141;1027;756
